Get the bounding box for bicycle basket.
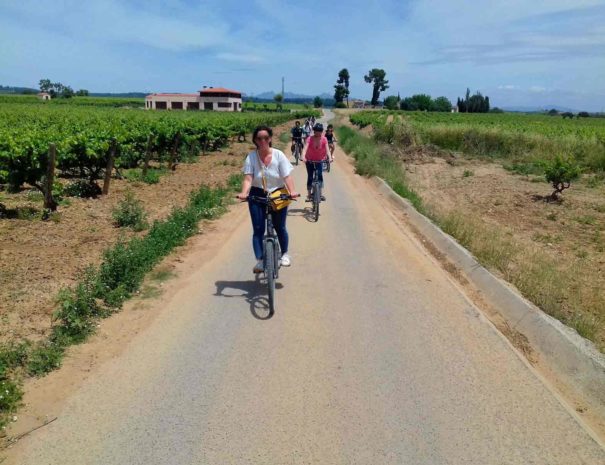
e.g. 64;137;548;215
269;188;291;211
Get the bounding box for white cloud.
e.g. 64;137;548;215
529;86;548;93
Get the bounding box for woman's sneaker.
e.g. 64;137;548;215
253;260;264;274
280;254;292;267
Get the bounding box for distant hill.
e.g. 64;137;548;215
0;85;38;94
90;92;147;98
250;91;333;100
502;105;579;113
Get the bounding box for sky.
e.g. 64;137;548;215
1;0;604;110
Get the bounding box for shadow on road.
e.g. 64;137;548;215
288;207;317;223
214;276;283;320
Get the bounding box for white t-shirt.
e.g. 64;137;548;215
243;149;293;192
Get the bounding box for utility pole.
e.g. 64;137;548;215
281;77;285;98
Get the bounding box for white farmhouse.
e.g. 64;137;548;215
145;87;242;111
37;92;51;101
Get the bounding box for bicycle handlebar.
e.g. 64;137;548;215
238;194;299;203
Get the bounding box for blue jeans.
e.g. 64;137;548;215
305;161;324;190
248;186;289;260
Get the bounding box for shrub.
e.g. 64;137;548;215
544;155;581;200
334;102;347;109
112;190;148;231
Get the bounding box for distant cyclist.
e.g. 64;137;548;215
325;124;336;161
301;123;330;201
290;121;304;157
303;120;312;140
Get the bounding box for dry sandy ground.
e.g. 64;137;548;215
403;153;605;348
0;122;292;344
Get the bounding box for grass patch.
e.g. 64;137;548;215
112;190;148;231
336;126;423;211
0;181;232;428
279;132;290;144
462;169;474;178
124;167;166;184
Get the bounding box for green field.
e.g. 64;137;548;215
0;94;145;108
350;110;605;172
0;101;318;191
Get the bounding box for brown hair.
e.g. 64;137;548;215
252;125;273;148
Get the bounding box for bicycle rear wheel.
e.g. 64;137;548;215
265;240;276;314
312;183;320;222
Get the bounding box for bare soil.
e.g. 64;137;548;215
403;153;605;349
0;122;292;345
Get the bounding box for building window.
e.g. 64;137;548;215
156;101;167;110
187;102;200;110
204;102;214;110
217;102;231;108
171;101;183;110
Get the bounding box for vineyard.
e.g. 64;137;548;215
0;101;317;206
350;110;605;172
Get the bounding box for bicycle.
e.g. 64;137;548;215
306;161;324;222
292;139;303;166
244;192;296;315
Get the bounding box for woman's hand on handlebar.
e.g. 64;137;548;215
289;192;301;199
236;192;248;201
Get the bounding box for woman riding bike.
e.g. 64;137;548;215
301;123;330;201
325;124;336;162
237;126;300;273
290;121;304;159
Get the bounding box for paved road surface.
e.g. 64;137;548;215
11;110;605;464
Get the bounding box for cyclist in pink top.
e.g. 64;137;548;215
301;123;330;201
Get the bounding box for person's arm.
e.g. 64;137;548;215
301;138;309;162
237;174;253;200
283;175;299;198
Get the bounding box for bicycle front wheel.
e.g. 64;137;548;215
265;240;276;314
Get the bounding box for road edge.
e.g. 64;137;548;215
370;175;605;420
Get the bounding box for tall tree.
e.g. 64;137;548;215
464;88;470;113
337;68;350;107
364;68;389;106
39;79;52;93
333;84;347;105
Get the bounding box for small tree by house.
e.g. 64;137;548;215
313;96;323;108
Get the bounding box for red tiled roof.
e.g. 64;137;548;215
146;93;199;97
199;87;240;94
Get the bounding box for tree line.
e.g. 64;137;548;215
39;78;89;98
331;68;491;113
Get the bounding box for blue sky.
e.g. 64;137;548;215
1;0;604;110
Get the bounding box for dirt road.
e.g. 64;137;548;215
9;111;605;464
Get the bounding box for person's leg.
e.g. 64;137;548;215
305;162;314;198
317;162;325;199
248;198;266;260
317;162;324;187
271;208;289;254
